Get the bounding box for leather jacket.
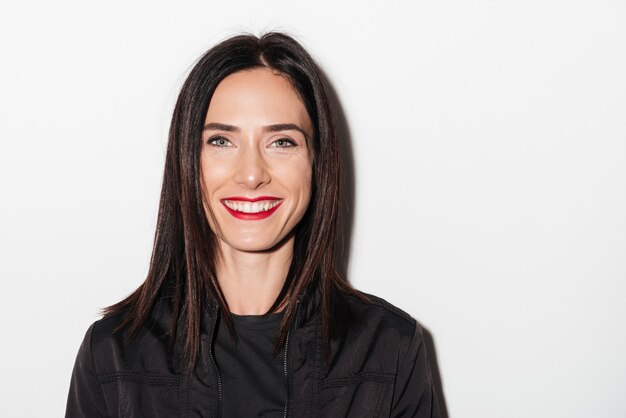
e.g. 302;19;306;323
66;284;440;417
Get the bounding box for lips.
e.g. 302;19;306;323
221;196;283;220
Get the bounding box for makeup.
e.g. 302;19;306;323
221;196;283;220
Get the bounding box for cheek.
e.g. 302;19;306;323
290;168;313;214
200;157;231;196
279;158;312;199
199;159;231;226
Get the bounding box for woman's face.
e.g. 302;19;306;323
200;68;313;254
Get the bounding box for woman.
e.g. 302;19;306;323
66;32;441;417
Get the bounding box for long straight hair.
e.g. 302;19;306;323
103;32;363;370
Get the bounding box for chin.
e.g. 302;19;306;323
219;235;283;253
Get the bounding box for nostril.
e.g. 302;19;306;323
234;165;271;189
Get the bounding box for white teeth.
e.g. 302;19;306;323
223;200;281;213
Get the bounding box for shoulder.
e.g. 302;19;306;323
72;309;129;358
320;288;426;384
78;310;131;371
88;309;130;347
341;289;424;360
78;301;181;377
351;291;416;321
345;290;419;331
68;310;131;396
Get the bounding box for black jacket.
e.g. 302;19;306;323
66;285;441;417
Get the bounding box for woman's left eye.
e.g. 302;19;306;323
271;138;296;148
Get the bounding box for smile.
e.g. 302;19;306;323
221;197;283;220
223;199;282;213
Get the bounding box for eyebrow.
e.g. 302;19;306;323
203;122;309;141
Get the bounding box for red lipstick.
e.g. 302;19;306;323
221;196;283;220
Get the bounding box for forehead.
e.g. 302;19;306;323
205;68;312;132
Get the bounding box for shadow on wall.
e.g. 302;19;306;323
423;327;449;417
322;69;449;418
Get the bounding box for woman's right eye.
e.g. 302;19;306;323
207;136;232;147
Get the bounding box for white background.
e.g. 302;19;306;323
1;1;625;417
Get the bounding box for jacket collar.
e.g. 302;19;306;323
295;281;321;327
161;276;322;331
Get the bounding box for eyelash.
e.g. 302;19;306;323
207;136;232;147
270;138;297;148
206;136;297;148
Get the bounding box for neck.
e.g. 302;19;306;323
215;236;294;315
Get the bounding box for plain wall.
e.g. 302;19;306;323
1;1;624;417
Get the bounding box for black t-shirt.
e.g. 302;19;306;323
214;311;287;417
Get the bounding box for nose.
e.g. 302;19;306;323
233;146;271;189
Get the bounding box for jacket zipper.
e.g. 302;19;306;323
283;299;301;418
208;304;223;417
283;328;291;418
208;299;302;418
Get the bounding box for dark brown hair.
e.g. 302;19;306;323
103;31;363;369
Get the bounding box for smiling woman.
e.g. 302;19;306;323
65;32;441;417
200;69;313;259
